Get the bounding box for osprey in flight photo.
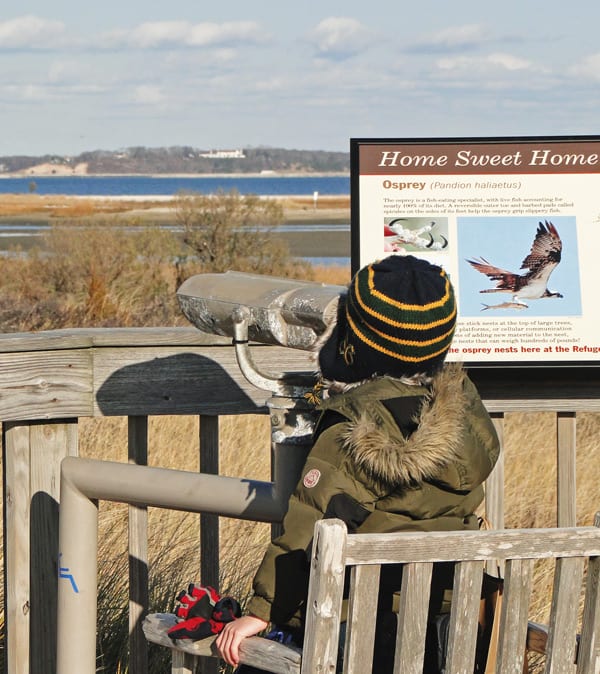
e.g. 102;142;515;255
467;220;563;309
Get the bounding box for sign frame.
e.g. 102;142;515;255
350;135;600;369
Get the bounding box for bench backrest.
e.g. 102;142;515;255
302;516;600;674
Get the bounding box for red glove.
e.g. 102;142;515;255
173;584;220;620
167;583;241;641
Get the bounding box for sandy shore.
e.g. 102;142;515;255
0;193;349;223
0;194;351;258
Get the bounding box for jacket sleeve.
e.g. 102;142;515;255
247;422;376;626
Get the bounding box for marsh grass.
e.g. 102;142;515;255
74;408;600;673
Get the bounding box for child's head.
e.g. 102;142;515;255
318;255;457;383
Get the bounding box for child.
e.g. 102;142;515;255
216;255;500;672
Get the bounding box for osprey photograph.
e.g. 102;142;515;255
383;216;449;254
459;216;581;317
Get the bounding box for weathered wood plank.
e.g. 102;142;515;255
485;414;505;531
91;344;312;417
496;558;533;673
345;527;600;565
0;350;93;421
0;332;314;420
546;556;584;673
199;415;219;674
142;613;301;674
445;561;483;674
578;553;600;673
557;412;577;527
200;415;219;589
172;650;195;674
577;512;600;673
0;327;227;352
3;420;79;674
344;564;380;673
479;399;600;413
128;416;149;674
30;420;78;674
394;562;432;674
3;422;32;674
301;519;347;674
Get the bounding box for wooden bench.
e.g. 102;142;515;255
143;515;600;673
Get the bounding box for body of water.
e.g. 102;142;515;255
0;174;350;197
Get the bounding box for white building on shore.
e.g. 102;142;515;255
199;149;246;159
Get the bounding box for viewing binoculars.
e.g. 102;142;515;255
178;271;345;350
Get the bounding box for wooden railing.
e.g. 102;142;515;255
1;327;599;674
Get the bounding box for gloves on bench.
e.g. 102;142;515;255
167;583;241;641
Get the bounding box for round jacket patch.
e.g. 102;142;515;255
303;468;321;488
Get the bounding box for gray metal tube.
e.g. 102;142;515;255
56;458;290;674
57;469;99;674
59;457;286;521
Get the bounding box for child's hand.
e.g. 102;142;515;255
215;614;269;666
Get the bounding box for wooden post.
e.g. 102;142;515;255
3;422;32;674
3;419;78;674
576;512;600;673
128;415;149;674
486;413;505;531
199;415;219;674
557;411;577;527
301;519;347;674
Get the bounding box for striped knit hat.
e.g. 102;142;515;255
318;255;456;382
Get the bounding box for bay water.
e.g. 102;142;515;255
0;174;349;196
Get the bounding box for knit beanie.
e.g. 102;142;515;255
318;255;457;382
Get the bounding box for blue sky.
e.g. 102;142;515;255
2;1;600;156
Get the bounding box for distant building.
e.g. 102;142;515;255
199;149;246;159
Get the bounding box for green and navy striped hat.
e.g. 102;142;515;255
318;255;456;382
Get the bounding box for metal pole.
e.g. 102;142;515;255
56;469;99;674
56;458;290;674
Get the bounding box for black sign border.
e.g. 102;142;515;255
350;135;600;371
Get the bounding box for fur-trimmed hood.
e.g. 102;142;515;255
319;363;487;489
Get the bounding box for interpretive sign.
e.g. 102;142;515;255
350;136;600;365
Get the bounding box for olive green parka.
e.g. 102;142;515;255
247;363;500;628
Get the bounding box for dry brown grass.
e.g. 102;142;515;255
0;194;173;218
76;407;600;672
279;195;350;210
0;193;350;222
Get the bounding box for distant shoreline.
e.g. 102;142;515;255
0;171;350;179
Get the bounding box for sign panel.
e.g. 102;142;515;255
350;136;600;365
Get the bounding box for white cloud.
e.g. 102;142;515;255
411;24;489;53
2;81;106;102
131;84;166;105
308;17;374;59
0;15;67;49
437;52;533;72
487;53;531;71
570;53;600;80
101;20;269;50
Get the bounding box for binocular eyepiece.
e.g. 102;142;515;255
178;271;345;350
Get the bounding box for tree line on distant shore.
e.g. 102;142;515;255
0;146;350;175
